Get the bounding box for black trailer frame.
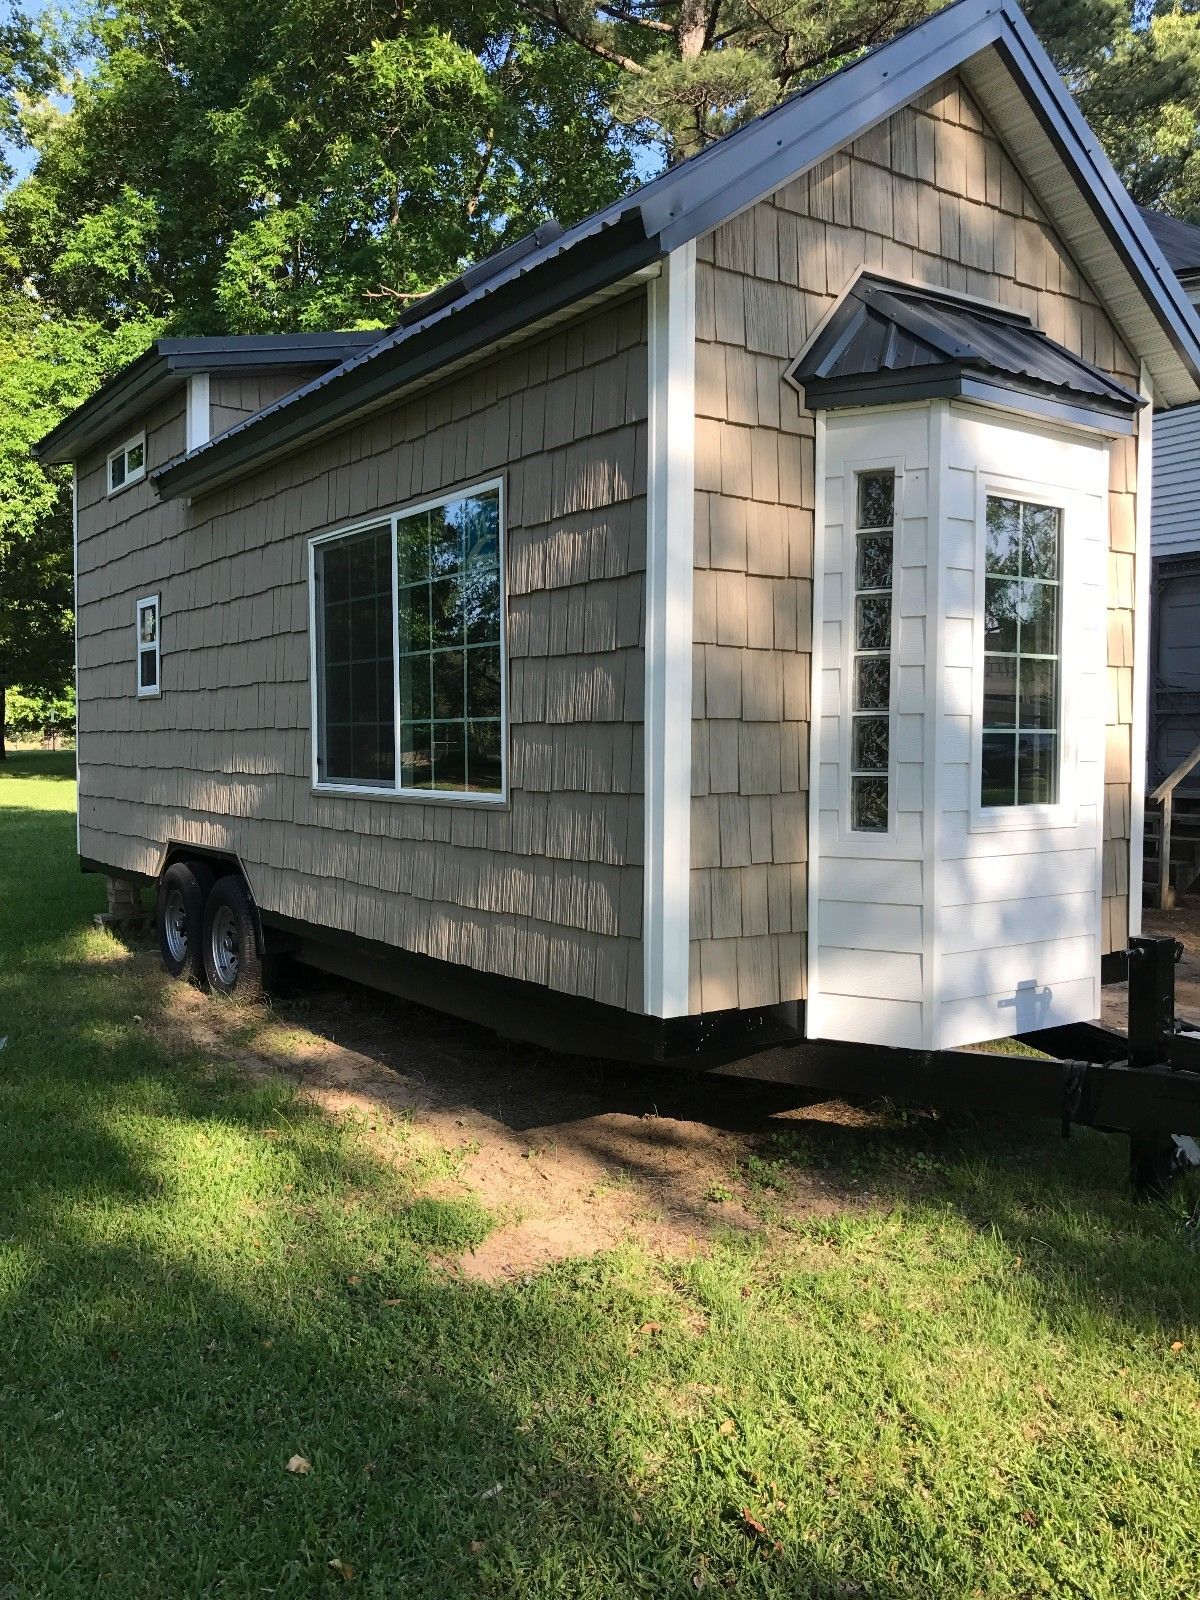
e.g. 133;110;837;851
84;853;1200;1192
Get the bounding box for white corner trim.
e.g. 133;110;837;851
186;372;211;454
1128;363;1153;940
643;243;696;1019
920;401;947;1047
805;413;827;1038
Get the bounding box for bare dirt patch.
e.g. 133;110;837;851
147;959;877;1279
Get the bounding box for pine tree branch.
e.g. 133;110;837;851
513;0;650;73
596;3;674;33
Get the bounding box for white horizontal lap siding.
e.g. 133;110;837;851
810;401;1109;1050
1150;406;1200;558
809;406;932;1049
932;407;1108;1047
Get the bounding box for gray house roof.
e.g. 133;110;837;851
36;331;379;466
1137;205;1200;282
38;0;1200;490
790;272;1144;430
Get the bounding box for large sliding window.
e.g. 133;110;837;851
981;494;1061;807
313;481;505;799
849;470;895;833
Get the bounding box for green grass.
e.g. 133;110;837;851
2;752;1200;1597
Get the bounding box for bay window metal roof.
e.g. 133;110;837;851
789;273;1144;431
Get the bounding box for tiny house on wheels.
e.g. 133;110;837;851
37;0;1200;1073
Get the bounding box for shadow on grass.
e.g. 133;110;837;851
4;775;1200;1596
0;748;76;782
257;965;1200;1345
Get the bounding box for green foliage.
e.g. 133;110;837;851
0;298;161;703
5;0;635;332
519;0;1200;214
3;682;75;738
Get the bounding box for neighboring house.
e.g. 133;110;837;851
1138;204;1200;793
35;0;1200;1060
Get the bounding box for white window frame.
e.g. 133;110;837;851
837;451;905;849
969;470;1086;834
307;476;508;806
135;595;161;699
108;431;146;496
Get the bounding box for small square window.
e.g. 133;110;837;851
108;432;147;495
136;596;160;697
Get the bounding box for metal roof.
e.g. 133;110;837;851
34;331;380;465
791;272;1144;426
39;0;1200;487
1136;205;1200;279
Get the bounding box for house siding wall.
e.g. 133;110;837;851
75;295;649;1011
689;72;1140;1011
1150;405;1200;560
208;370;328;440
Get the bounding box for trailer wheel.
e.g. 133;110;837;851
201;875;263;1001
156;861;213;985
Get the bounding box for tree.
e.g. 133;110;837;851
0;298;158;757
509;0;1200;215
3;0;637;333
511;0;938;159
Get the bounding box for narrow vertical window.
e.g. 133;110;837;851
315;523;395;787
981;496;1061;806
850;470;895;832
136;596;160;697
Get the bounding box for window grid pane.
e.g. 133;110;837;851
396;490;502;794
850;471;895;833
316;524;395;788
981;496;1061;808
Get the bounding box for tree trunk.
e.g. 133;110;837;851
0;684;7;761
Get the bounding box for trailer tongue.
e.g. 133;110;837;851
716;937;1200;1197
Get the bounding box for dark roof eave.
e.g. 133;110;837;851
33;331;381;465
154;210;659;501
802;367;1140;432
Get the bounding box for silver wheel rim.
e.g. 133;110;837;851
211;904;240;987
164;888;189;963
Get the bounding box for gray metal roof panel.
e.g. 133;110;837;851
1137;206;1200;277
34;329;380;463
791;272;1143;415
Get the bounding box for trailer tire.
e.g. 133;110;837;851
156;861;213;985
201;875;263;1002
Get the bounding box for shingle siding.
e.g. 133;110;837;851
75;295;648;1011
688;72;1139;1011
208;370;328;440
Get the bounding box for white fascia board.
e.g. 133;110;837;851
186;372;211;454
643;243;696;1018
1128;362;1153;939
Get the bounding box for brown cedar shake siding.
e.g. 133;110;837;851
75;296;648;1012
208;370;331;441
688;72;1139;1014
